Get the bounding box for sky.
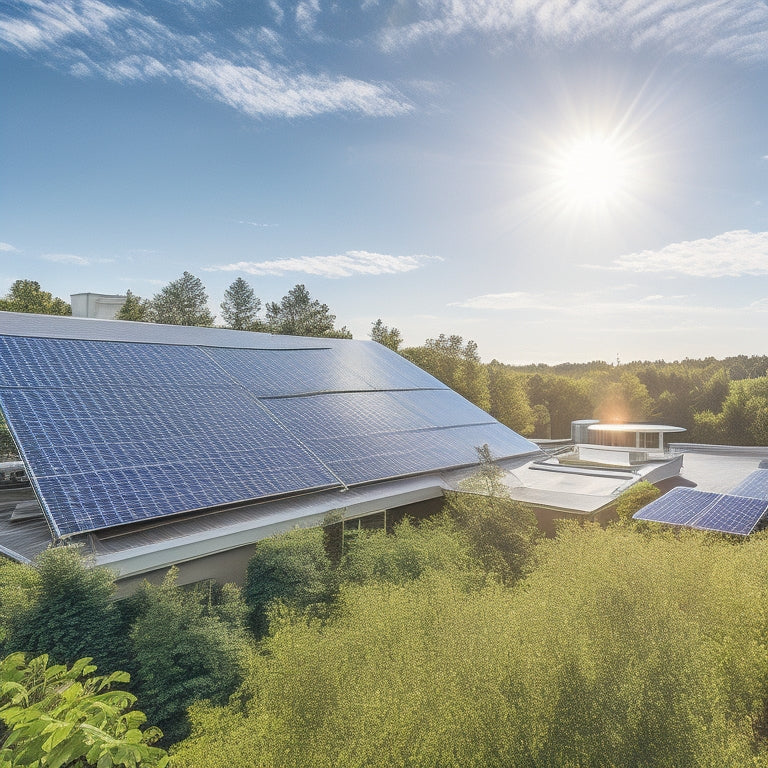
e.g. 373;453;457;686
1;0;767;365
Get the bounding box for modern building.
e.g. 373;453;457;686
70;293;127;320
0;311;541;588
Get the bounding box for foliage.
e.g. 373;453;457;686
0;419;16;459
446;448;540;583
369;319;402;352
339;517;482;589
174;526;768;768
243;528;333;638
220;278;262;331
526;373;592;438
487;362;534;435
0;280;71;316
591;371;654;423
402;334;490;411
0;653;168;768
614;480;662;526
128;569;247;745
264;284;351;338
115;290;150;322
1;548;126;674
148;272;214;327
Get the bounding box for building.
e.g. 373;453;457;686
70;293;127;320
0;311;541;588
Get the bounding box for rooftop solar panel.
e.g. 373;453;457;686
729;469;768;500
632;487;768;536
693;495;768;536
632;487;720;526
0;314;540;538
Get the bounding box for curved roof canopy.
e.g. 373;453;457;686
588;423;686;433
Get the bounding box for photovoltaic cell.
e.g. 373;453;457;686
729;469;768;500
632;487;768;536
0;315;539;538
632;487;720;526
0;337;223;390
693;495;768;536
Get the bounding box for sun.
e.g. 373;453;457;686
551;133;632;211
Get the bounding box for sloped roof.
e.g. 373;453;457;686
0;312;539;538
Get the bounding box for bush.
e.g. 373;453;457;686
173;525;768;768
129;569;247;745
2;547;126;673
244;528;333;638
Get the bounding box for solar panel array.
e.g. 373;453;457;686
0;317;539;537
632;487;768;536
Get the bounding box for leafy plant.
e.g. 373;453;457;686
0;652;168;768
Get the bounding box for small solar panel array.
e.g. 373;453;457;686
0;315;539;538
633;481;768;536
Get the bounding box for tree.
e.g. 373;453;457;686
148;272;214;326
0;653;168;768
0;280;71;316
339;517;481;588
2;547;126;675
115;289;150;322
402;334;491;411
614;481;661;526
264;284;351;338
445;447;540;583
220;278;262;331
129;569;246;744
592;372;654;423
369;319;402;352
0;418;16;459
244;528;333;638
487;362;534;435
526;374;592;438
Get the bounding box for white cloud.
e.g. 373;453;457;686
205;251;441;278
377;0;768;62
0;0;411;119
42;253;114;265
174;55;410;118
0;242;18;252
605;230;768;278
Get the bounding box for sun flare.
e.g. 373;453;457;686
552;133;632;210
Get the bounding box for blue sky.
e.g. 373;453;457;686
1;0;767;364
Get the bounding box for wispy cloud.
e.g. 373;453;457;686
0;0;411;118
377;0;768;63
450;289;761;319
205;251;441;278
42;253;114;266
174;55;409;118
236;220;278;228
0;242;18;252
594;230;768;278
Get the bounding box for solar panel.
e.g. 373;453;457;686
0;315;539;538
632;487;768;535
693;495;768;536
632;487;720;526
729;469;768;500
